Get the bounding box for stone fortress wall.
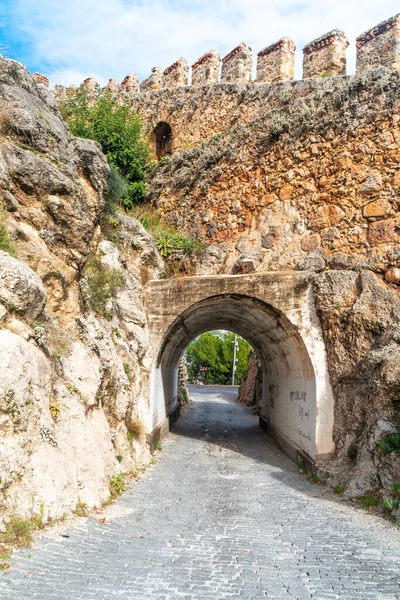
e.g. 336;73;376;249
46;14;400;158
46;14;400;94
42;13;400;284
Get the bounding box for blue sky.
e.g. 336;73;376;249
0;1;399;87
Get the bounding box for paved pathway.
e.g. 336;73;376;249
1;386;400;600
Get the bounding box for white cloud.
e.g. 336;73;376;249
6;0;400;86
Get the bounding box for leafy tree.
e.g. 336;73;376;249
60;87;151;209
221;332;252;384
185;331;251;385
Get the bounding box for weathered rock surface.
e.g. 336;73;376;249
314;270;400;496
0;250;46;322
238;350;262;410
0;56;167;526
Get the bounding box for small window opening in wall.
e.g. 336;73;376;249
153;122;172;160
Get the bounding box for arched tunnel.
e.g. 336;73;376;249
148;289;334;464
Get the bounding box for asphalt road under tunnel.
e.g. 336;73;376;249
1;386;400;600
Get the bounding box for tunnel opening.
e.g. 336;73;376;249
149;293;332;464
152;121;173;160
184;330;252;386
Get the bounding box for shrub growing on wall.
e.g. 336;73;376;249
60;87;151;208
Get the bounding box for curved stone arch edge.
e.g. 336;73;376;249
145;282;335;465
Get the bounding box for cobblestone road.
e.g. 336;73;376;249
1;386;400;600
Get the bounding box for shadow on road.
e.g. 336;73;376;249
170;385;371;515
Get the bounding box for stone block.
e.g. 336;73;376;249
140;67;163;92
363;199;390;218
356;14;400;75
52;84;69;101
303;29;349;78
83;77;98;95
368;217;400;244
301;233;321;252
221;43;253;84
256;38;296;83
105;78;119;95
163;58;189;89
120;73;139;93
33;72;49;88
192;50;221;87
385;266;400;284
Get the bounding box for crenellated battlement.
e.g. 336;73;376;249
192;50;220;86
221;43;252;84
47;13;399;102
302;29;349;78
140;67;163;92
162;58;189;89
33;72;49;88
356;14;400;75
256;37;295;83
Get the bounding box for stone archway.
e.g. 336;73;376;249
152;122;173;160
145;273;335;465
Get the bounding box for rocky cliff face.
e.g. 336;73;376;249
314;270;400;500
0;57;166;525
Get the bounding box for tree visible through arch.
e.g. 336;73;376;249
153;122;172;160
185;331;251;385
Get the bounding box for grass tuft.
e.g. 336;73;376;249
109;474;126;499
347;443;357;461
81;254;125;319
0;208;16;256
126;418;146;441
377;433;400;455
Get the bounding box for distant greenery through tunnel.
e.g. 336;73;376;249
185;331;251;386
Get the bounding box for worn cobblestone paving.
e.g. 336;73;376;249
1;386;400;600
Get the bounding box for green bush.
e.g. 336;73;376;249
357;492;381;510
383;496;398;512
109;474;126;499
377;433;400;455
104;167;128;215
391;481;400;496
347;443;357;460
0;514;36;548
81;254;125;319
297;455;306;474
155;230;202;258
130;204;204;272
60;87;151;208
179;386;189;404
0;511;42;568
